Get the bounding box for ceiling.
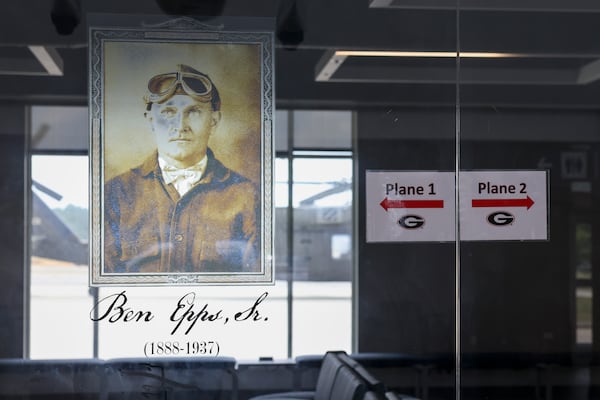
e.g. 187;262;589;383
3;0;600;109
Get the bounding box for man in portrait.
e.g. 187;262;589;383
104;64;259;274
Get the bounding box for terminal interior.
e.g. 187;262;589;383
2;0;600;399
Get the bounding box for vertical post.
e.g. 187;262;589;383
0;105;27;358
455;1;462;399
287;111;295;358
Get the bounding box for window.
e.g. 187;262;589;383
291;155;353;355
276;110;354;356
30;154;92;358
28;106;354;359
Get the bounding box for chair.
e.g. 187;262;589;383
248;351;353;400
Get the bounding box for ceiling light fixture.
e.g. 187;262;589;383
315;49;532;82
334;50;525;58
28;46;64;76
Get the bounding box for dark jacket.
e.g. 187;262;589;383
104;149;259;273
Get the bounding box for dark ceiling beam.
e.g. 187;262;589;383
371;0;600;13
1;1;600;57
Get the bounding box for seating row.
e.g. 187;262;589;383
0;356;238;399
2;352;600;400
0;353;419;400
284;352;600;400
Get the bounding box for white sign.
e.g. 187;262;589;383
459;170;548;241
366;171;455;242
366;170;549;242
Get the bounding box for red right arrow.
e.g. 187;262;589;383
380;197;444;211
471;196;534;210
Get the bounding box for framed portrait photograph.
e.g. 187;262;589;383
89;16;274;285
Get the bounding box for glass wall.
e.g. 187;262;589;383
457;4;600;400
16;1;600;399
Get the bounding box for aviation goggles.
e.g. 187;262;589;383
145;67;214;105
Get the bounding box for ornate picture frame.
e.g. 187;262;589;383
89;16;274;285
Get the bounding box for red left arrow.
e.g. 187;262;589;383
471;196;534;210
380;197;444;211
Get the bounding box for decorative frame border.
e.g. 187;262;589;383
89;17;274;285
